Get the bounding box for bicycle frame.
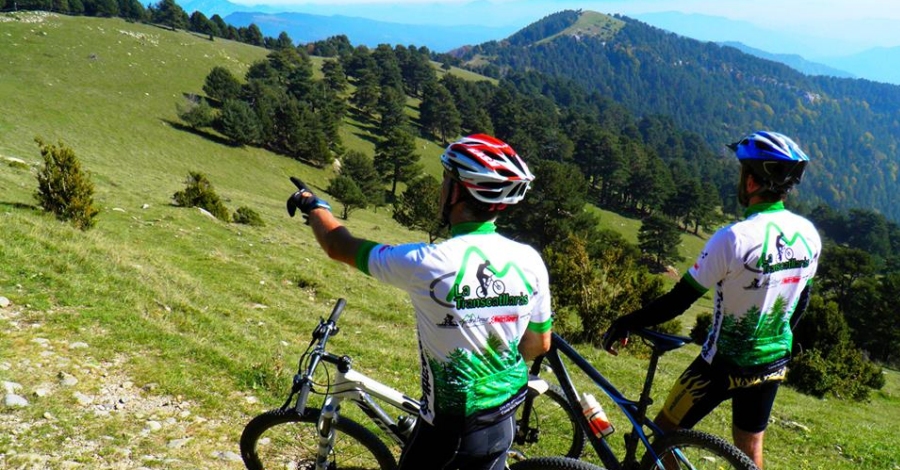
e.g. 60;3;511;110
528;330;688;470
307;353;422;448
283;299;545;470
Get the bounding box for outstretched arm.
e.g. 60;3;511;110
306;208;367;268
287;176;370;268
602;276;705;353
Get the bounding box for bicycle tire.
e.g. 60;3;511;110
513;384;585;459
639;429;758;470
509;456;606;470
240;407;398;470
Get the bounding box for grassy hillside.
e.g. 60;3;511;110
537;11;624;45
0;12;897;469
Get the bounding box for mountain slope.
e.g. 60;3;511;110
458;10;900;222
0;12;425;466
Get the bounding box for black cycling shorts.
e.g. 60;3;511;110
659;355;786;434
397;413;515;470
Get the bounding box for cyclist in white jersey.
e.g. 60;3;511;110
287;134;553;470
602;131;821;469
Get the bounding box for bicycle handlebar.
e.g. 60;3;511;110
328;298;346;325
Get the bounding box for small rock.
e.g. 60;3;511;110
73;392;93;406
69;342;89;349
0;296;10;308
3;381;23;394
783;420;811;432
212;451;242;462
145;420;162;432
141;203;150;209
167;438;191;449
5;394;29;407
58;373;78;387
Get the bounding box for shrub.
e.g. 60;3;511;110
177;94;216;129
233;206;264;226
172;172;230;222
33;137;98;230
787;344;885;401
690;312;713;345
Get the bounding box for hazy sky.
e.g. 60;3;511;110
224;0;900;53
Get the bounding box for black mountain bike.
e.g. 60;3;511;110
513;329;760;470
239;298;602;470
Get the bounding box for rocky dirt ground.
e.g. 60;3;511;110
0;297;254;469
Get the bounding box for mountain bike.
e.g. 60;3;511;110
239;298;603;470
513;328;759;470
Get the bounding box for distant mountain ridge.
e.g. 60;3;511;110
632;11;900;85
223;11;518;52
182;0;900;84
456;10;900;222
720;42;855;80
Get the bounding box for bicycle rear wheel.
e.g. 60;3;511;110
513;384;584;459
240;407;398;470
639;429;758;470
509;456;605;470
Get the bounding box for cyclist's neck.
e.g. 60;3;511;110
451;221;497;237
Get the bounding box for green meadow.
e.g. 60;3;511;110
0;12;897;469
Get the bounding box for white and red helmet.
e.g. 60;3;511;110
440;134;534;206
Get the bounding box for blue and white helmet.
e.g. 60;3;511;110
728;131;809;188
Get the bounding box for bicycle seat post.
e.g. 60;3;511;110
636;344;664;424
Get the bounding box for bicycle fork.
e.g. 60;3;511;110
315;397;340;470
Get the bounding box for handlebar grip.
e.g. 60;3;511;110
327;298;346;325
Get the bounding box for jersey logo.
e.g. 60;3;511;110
744;223;815;274
428;246;535;308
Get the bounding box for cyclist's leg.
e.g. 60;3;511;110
398;418;459;470
453;414;516;470
731;373;784;469
399;415;515;470
655;356;728;431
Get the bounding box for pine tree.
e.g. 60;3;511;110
637;214;684;269
393;175;444;242
340;151;383;207
419;81;462;144
374;128;421;199
327;175;366;220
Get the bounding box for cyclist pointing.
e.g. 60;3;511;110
602;131;821;469
287;134;553;470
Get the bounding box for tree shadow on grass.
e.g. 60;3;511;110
162;119;237;148
352;130;381;146
0;201;40;212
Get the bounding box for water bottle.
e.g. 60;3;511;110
579;393;614;438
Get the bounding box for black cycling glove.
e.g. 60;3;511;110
286;176;332;220
601;317;631;354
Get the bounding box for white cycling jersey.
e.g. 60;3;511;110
686;201;821;370
356;221;552;424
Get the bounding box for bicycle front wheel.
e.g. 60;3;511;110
639;429;758;470
509;456;605;470
513;384;585;459
240;407;398;470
